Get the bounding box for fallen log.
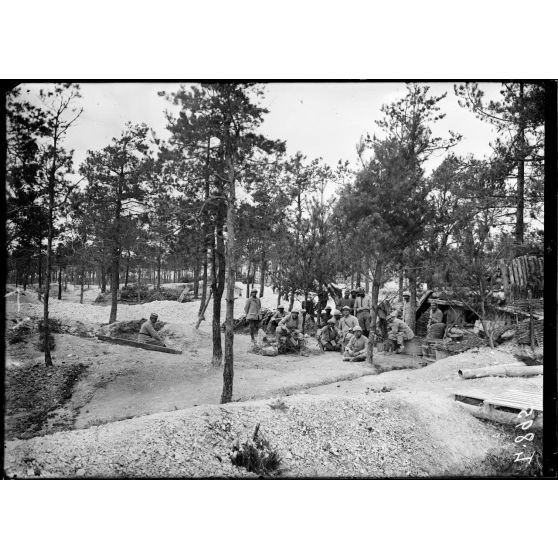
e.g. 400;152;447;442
455;401;543;429
458;363;543;379
96;335;183;355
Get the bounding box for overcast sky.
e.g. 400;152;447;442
21;81;503;178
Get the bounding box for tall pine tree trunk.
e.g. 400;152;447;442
43;127;58;366
515;82;525;244
259;251;265;297
367;259;383;366
37;248;42;301
80;263;85;304
407;267;417;333
212;210;226;366
193;246;200;298
199;245;209;316
198;135;211;316
245;260;251;298
124;257;130;288
100;264;107;293
109;175;123;324
157;253;161;290
222;152;236;404
109;247;120;323
57;266;62;300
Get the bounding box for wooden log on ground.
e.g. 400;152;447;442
96;335;182;354
455;401;543;429
458;363;543;379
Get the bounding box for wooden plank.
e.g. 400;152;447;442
510;260;519;286
518;258;526;287
486;398;543;412
522;256;530;286
96;334;183;354
453;387;543;412
456;401;543;429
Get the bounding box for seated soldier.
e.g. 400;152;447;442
317;318;341;351
276;309;304;350
332;308;342;327
342;325;367;362
428;302;444;327
338;305;359;351
138;313;166;347
268;304;288;333
427;301;446;338
386;312;414;353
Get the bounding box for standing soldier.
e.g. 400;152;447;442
354;287;372;336
339;289;354;312
349;289;358;314
244;288;262;342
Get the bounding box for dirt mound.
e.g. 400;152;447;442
3;391;503;478
5;362;88;441
94;287;188;305
98;319;166;341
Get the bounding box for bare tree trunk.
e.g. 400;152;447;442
57;266;62;300
259;251;265;298
367;259;383;366
222;151;236;404
398;271;404;302
245;260;251;298
124;257;130;288
193;247;200;298
109;174;123;324
100;264;107;293
212;214;226;366
137;268;141;303
43;126;58;366
515;82;525;244
407;267;417;333
156;253;161;290
80;263;85;304
37;248;42;301
198;136;211;315
198;245;209;317
109;247;120;323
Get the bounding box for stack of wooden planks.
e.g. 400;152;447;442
453;384;543;427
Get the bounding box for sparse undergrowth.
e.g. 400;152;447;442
5;362;88;440
477;426;543;477
230;423;282;476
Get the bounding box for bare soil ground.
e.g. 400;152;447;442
3;284;543;478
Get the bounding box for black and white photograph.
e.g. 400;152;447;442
3;80;553;479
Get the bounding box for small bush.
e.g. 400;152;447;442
230;424;282;476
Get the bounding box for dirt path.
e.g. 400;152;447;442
72;333;404;429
